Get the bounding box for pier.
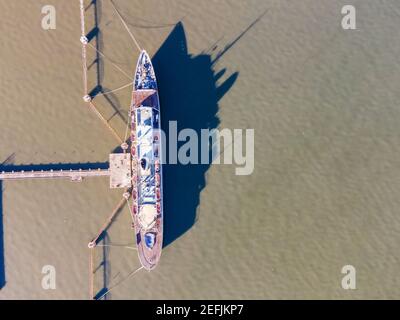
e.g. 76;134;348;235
0;168;110;182
0;153;131;189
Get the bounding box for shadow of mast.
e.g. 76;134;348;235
211;8;269;64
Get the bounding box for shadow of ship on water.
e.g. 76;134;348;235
153;22;238;247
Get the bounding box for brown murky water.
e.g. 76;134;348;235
1;0;400;299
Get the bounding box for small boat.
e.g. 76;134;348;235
130;50;163;270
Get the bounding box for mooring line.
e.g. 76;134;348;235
95;244;137;250
97;266;144;300
88;101;124;144
110;0;142;52
96;82;134;97
86;42;132;81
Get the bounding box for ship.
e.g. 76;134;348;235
130;50;163;270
